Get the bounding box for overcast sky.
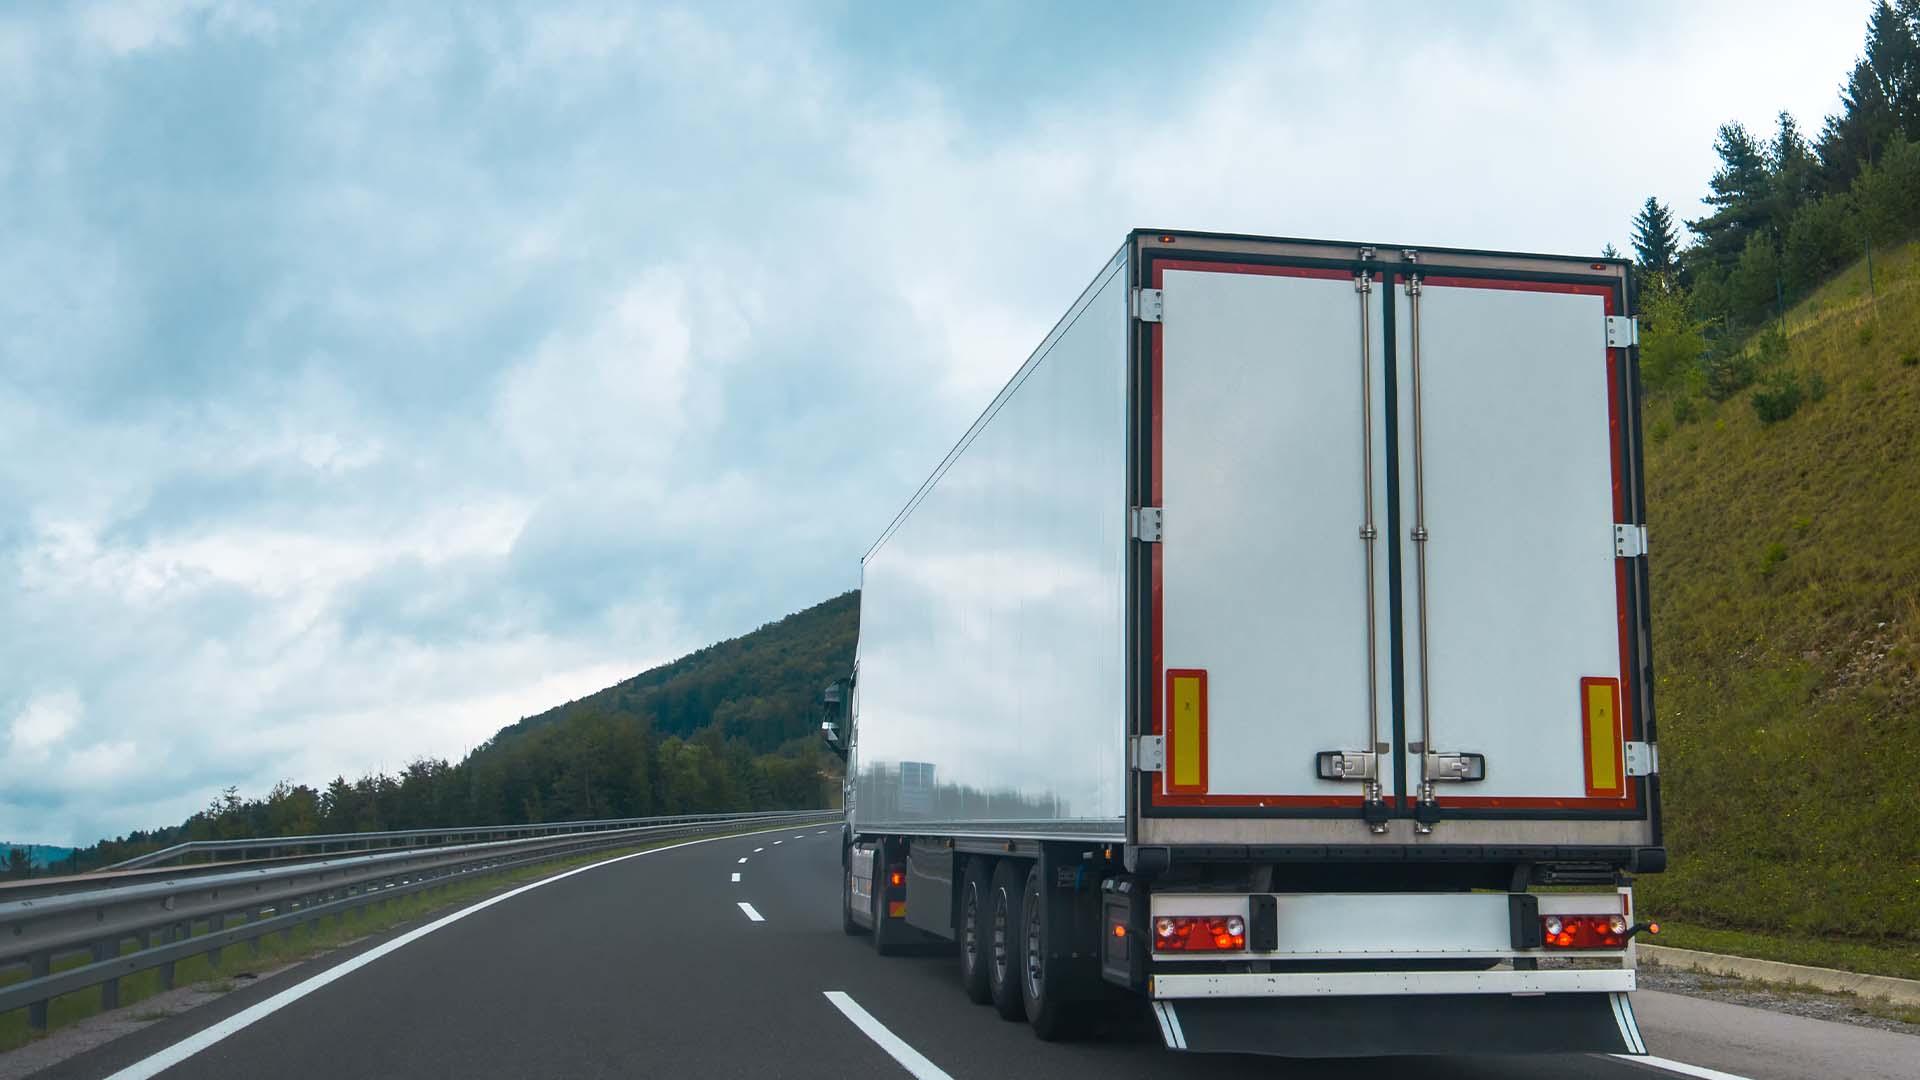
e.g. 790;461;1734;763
0;1;1873;847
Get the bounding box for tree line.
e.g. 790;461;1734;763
45;592;859;875
1621;1;1920;424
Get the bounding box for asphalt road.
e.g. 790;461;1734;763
36;824;1917;1079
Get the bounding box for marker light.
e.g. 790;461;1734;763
1540;914;1627;949
1150;914;1247;952
888;869;904;888
1112;924;1127;938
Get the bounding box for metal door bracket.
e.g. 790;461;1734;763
1131;735;1166;773
1424;751;1487;782
1614;523;1649;558
1315;750;1378;781
1623;742;1658;777
1132;287;1164;323
1130;506;1164;543
1606;315;1639;348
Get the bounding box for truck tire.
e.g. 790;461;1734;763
1020;862;1072;1039
986;860;1027;1020
842;860;863;936
871;838;901;956
956;858;993;1004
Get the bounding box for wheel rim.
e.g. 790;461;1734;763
962;885;979;970
1024;891;1043;1000
991;890;1008;983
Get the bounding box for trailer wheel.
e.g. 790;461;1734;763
1020;862;1073;1039
956;858;993;1004
871;838;901;956
986;860;1027;1019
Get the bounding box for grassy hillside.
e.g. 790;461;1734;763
1636;240;1920;940
497;590;859;751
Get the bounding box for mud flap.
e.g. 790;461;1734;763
1153;992;1644;1057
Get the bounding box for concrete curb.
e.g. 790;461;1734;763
1641;943;1920;1007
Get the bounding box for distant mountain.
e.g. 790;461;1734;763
0;843;75;870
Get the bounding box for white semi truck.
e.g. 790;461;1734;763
828;230;1664;1058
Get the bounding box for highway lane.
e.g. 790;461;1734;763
36;825;1914;1079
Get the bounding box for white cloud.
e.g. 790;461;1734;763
8;690;81;754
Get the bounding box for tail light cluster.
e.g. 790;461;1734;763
1152;914;1245;952
1542;913;1628;949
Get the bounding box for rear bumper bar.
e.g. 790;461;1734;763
1152;967;1634;999
1151;990;1647;1057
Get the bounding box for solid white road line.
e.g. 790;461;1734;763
106;824;800;1080
731;872;741;883
1611;1055;1759;1080
823;991;954;1080
737;902;765;922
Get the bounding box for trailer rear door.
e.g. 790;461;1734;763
1390;274;1640;816
1142;245;1646;829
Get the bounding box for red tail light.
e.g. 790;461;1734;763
1151;914;1246;952
1541;914;1628;949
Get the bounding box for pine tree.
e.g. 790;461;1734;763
1630;197;1679;275
1601;243;1623;260
1686;123;1773;275
1816;1;1920;191
1767;112;1819;219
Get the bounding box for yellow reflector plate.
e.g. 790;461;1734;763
1171;674;1202;790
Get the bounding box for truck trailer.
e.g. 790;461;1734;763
828;229;1663;1058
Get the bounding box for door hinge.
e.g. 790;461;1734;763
1131;735;1165;773
1614;523;1649;558
1606;315;1639;348
1623;741;1658;777
1132;287;1164;323
1130;506;1164;543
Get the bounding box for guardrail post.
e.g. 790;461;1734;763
205;914;225;970
92;939;120;1010
160;923;181;989
27;950;50;1030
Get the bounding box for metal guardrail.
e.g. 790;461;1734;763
0;809;836;1032
103;809;810;871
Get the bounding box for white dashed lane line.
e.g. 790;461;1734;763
754;847;764;853
823;991;953;1079
738;902;765;922
737;857;748;864
731;872;741;883
773;840;783;846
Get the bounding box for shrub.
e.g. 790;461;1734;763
1671;395;1702;425
1751;370;1806;423
1902;352;1918;368
1758;541;1789;576
1783;193;1859;294
1650;418;1674;444
1858;321;1877;346
1808;370;1828;402
1704;345;1761;401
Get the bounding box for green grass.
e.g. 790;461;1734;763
0;824;792;1052
1649;920;1920;982
1636;237;1920;945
